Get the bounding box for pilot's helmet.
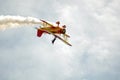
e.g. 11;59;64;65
62;25;66;28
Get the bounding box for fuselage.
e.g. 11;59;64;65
40;26;64;34
37;26;65;37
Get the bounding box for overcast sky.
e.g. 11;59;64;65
0;0;120;80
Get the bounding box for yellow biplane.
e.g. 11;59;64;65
36;20;72;46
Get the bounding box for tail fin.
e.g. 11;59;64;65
37;29;44;37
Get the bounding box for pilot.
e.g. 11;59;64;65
61;25;66;34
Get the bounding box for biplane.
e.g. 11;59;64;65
36;20;72;46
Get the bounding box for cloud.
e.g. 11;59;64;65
54;0;120;80
0;0;120;80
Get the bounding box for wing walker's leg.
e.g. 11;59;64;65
52;36;57;44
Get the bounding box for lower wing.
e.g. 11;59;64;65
47;30;72;46
54;34;72;46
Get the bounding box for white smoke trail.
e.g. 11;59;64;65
0;15;42;30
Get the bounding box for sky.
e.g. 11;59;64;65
0;0;120;80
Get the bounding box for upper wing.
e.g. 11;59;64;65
40;20;54;28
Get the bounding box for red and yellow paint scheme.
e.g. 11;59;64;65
36;20;72;46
